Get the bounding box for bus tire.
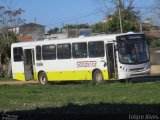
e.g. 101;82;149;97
38;72;48;85
93;70;104;83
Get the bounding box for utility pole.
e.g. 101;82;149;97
34;18;37;23
118;0;123;33
139;22;142;32
76;21;78;37
136;11;142;32
61;22;64;33
139;13;142;32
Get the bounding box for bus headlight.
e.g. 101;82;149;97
146;65;151;70
126;69;130;72
120;66;130;72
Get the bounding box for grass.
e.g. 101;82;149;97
0;77;13;81
0;82;160;112
151;73;160;76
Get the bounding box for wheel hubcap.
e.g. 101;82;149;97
96;74;103;82
40;76;46;84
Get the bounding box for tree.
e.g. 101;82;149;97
93;0;139;33
95;0;135;14
62;24;90;29
92;22;108;33
0;29;17;77
0;2;25;27
47;27;59;34
152;0;160;25
0;1;24;77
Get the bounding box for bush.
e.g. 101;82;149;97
146;35;160;48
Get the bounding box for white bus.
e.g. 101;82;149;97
11;32;150;84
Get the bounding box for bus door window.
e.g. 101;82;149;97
106;43;118;78
25;50;32;65
24;49;34;80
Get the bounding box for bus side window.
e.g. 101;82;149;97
57;44;71;59
72;42;87;58
36;46;41;61
42;45;56;60
88;41;104;58
13;47;23;62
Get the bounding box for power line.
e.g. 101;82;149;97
45;10;101;27
45;6;154;28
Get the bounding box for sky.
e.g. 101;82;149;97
15;0;104;30
0;0;155;31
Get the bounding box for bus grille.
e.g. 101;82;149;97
130;68;144;72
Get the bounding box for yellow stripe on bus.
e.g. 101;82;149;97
14;73;25;81
46;70;109;81
47;70;92;81
34;72;38;80
14;70;109;81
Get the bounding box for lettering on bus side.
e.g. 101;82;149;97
77;61;97;67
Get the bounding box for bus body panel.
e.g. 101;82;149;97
35;58;109;81
12;62;25;81
11;45;26;81
11;33;150;82
118;62;150;79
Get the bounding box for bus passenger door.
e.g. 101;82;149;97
23;49;34;80
106;43;118;79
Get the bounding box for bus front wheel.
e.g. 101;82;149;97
38;72;48;85
93;70;104;83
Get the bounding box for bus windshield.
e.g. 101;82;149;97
117;34;149;64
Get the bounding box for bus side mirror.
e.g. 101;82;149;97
115;45;118;51
21;55;24;61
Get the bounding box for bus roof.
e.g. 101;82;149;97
11;32;142;47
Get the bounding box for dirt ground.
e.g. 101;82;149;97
151;65;160;74
0;80;38;85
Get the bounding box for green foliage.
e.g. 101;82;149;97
0;4;24;57
107;15;121;33
62;24;90;29
0;29;17;57
92;5;139;33
0;2;24;77
0;77;13;81
47;27;59;34
149;40;160;48
92;23;108;33
146;35;160;47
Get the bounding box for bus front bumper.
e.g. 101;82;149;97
119;68;151;80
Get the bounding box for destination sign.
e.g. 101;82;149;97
117;34;144;41
127;35;144;39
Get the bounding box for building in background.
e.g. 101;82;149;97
62;28;92;38
19;23;45;41
143;18;160;37
45;33;68;40
45;28;92;39
9;23;45;42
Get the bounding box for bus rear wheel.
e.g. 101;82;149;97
38;72;48;85
93;70;104;83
